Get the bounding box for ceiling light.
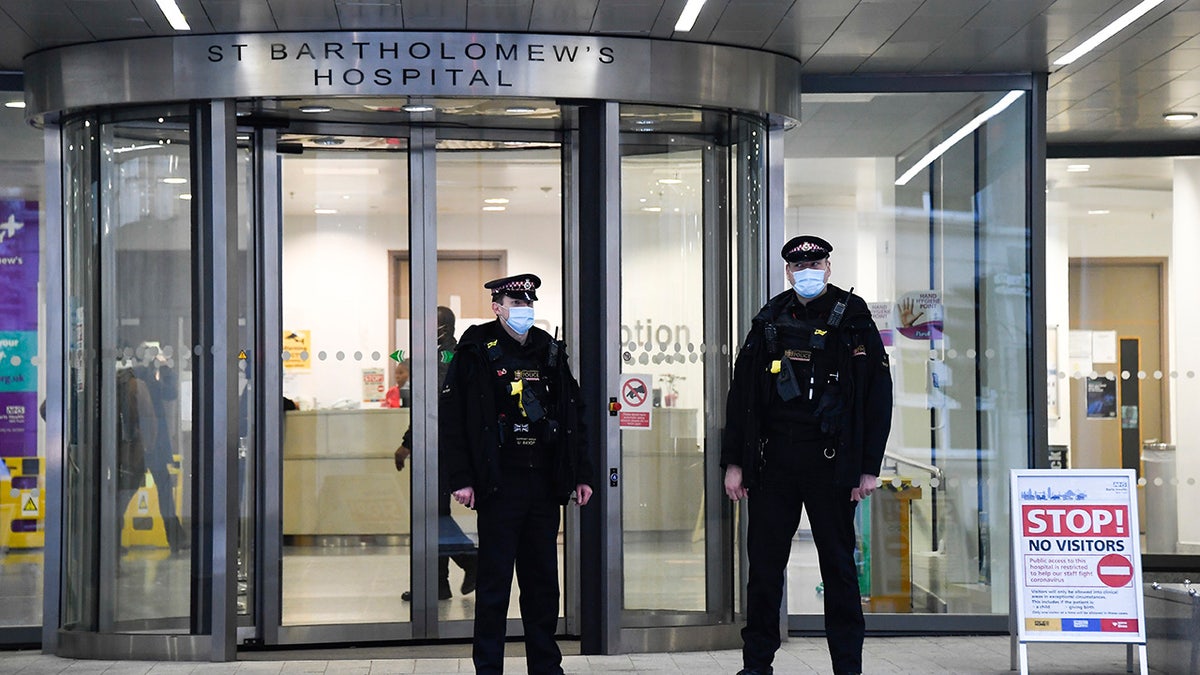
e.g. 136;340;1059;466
299;105;332;114
1088;209;1111;215
155;0;191;31
675;0;707;32
179;194;192;201
642;206;662;213
658;177;683;185
482;206;506;212
505;106;536;114
314;208;338;215
1052;0;1164;66
895;91;1025;186
483;198;510;204
1163;111;1197;122
402;104;435;113
4;101;25;109
160;177;187;184
1066;164;1091;172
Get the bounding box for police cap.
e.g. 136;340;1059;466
485;273;540;302
781;235;833;263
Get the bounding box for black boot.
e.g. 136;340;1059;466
456;554;478;595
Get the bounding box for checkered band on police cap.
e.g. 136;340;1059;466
484;273;541;301
781;235;833;262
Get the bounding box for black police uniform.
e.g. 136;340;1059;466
440;311;591;675
721;278;893;675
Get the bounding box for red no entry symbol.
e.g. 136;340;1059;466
623;378;648;406
1096;553;1134;588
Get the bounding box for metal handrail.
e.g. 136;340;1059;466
882;450;943;481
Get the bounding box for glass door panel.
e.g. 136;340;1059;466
433;138;563;629
99;117;195;631
618;124;713;620
278;136;413;625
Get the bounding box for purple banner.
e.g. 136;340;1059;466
0;200;39;459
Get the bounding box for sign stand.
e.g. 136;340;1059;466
1009;469;1147;675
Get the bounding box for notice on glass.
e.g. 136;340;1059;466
618;373;652;430
1010;469;1145;644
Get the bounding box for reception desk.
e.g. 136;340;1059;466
283;408;411;537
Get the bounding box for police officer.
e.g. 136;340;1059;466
440;273;594;675
721;236;893;675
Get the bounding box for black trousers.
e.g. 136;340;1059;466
472;466;562;675
743;443;863;674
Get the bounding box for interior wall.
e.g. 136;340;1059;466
281;211;563;408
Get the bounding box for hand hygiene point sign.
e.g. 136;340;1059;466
1011;469;1145;644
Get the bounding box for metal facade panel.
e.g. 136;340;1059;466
198;0;277;32
591;0;663;33
401;0;466;29
335;3;406;30
1;0;93;46
467;0;533;31
265;0;340;30
65;0;153;39
708;1;792;46
529;0;597;32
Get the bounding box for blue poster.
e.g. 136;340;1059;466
0;200;38;458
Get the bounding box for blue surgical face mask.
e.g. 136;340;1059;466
791;267;827;298
505;306;535;335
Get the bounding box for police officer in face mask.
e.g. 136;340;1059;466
439;273;594;675
721;236;893;675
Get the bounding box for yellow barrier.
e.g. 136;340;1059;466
0;456;45;549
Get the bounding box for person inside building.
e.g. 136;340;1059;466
130;341;186;553
440;274;594;675
394;305;478;601
720;235;893;675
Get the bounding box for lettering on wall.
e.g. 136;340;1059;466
202;36;616;93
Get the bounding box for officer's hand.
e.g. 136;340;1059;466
850;474;878;502
724;465;749;501
453;486;475;509
394;444;411;472
574;483;593;506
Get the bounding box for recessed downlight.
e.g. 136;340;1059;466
299;105;332;114
1163;111;1197;122
402;104;435;113
1066;164;1091;172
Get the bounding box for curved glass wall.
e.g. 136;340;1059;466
783;89;1031;621
62;111;200;633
